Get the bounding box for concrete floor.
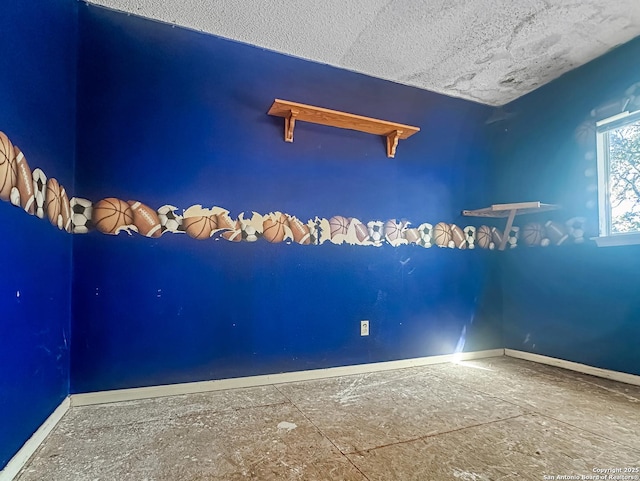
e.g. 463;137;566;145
16;357;640;480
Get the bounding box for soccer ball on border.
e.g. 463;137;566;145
367;220;384;243
157;204;184;234
70;197;93;234
32;168;47;219
416;222;433;248
463;225;476;249
240;223;260;242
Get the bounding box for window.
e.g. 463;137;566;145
595;110;640;246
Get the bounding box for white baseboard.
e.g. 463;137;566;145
0;397;70;481
71;349;505;406
4;348;638;479
505;349;640;386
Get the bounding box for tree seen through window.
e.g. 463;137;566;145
608;118;640;233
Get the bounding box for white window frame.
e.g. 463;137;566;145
594;109;640;247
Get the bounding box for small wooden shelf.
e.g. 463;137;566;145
463;201;560;250
462;202;559;218
267;99;420;158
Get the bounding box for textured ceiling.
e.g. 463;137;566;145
87;0;640;106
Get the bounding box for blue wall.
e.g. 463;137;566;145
495;38;640;375
71;5;499;393
0;0;77;469
2;1;637;469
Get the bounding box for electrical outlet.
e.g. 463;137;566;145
360;320;369;336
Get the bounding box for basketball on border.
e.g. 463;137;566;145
384;219;405;244
93;198;135;235
522;222;545;246
45;178;63;229
476;225;492;249
263;212;287;243
433;222;452;248
183;215;217;240
329;215;350;238
0;131;17;202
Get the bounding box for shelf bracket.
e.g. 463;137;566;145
386;130;402;158
284;109;298;143
499;209;517;251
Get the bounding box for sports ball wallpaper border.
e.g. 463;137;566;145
0;130;587;249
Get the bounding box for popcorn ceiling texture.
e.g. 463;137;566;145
87;0;640;106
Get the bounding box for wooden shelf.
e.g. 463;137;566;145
463;202;559;218
463;201;560;250
267;99;420;158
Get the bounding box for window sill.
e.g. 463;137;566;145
591;233;640;247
